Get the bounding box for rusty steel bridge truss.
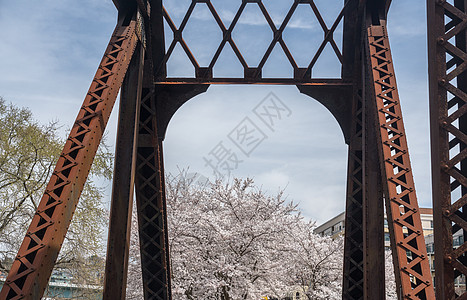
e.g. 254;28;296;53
0;0;465;299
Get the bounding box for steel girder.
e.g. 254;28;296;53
428;0;467;298
366;24;435;299
343;76;366;300
341;4;435;299
134;86;171;300
342;39;386;300
102;42;145;300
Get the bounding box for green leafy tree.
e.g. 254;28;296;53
0;98;112;298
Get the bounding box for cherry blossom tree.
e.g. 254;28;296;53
126;174;344;299
385;250;397;300
126;201;144;300
283;220;343;300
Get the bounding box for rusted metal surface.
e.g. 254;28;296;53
342;17;385;297
0;15;138;300
428;0;467;298
156;78;350;85
367;24;435;299
134;82;172;300
342;81;365;300
362;92;386;300
341;3;366;297
113;0;136;16
103;43;145;300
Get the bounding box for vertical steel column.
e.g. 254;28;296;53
428;0;467;298
103;43;145;300
343;85;365;300
367;24;435;299
0;15;138;300
134;85;171;300
363;67;386;299
342;2;367;297
343;8;385;296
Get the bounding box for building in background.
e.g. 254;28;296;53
315;208;467;293
425;232;465;293
315;208;434;249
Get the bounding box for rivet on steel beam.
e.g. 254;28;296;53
441;163;449;171
443;209;451;216
446;255;453;262
437;37;446;45
439;78;447;86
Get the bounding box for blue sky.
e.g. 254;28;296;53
0;0;429;224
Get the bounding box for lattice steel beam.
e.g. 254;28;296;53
362;66;386;300
134;84;172;300
428;0;467;298
343;85;365;300
342;31;386;300
342;3;365;295
367;24;435;299
0;15;138;300
154;0;346;83
103;43;145;300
